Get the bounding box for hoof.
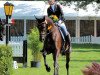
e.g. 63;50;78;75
54;73;59;75
61;51;66;55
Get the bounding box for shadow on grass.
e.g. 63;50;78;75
73;50;100;52
72;44;100;49
71;59;100;62
60;59;100;62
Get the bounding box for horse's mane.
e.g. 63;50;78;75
45;16;55;26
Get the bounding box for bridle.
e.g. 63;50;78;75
40;19;54;37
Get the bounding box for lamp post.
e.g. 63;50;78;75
4;2;14;45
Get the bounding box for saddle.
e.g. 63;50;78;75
49;15;67;40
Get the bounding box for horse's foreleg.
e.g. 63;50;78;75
43;51;51;72
66;52;70;75
53;51;59;75
65;34;71;75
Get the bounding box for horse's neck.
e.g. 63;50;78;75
49;24;59;35
46;17;58;32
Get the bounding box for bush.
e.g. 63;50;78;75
0;45;13;75
28;27;43;61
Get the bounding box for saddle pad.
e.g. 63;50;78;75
58;27;65;42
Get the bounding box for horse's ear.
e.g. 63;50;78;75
34;15;40;24
43;16;45;22
34;15;38;21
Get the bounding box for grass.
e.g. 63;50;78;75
12;44;100;75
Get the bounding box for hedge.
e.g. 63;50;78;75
0;45;13;75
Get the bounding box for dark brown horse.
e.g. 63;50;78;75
36;16;71;75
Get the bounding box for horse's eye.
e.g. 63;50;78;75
38;25;43;29
43;25;45;28
37;25;41;28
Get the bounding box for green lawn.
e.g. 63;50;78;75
12;44;100;75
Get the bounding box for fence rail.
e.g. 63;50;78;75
71;35;100;44
1;35;100;44
0;36;26;57
0;41;23;57
11;36;25;42
0;36;27;67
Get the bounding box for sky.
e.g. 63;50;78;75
0;1;100;18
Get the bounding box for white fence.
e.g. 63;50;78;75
11;36;25;42
0;41;23;57
1;35;100;44
71;35;100;44
10;42;23;57
91;36;100;44
2;36;25;42
0;36;25;57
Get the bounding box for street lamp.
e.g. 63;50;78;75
4;2;14;45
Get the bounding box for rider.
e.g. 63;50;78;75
47;0;70;53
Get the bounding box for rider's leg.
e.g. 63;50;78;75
60;23;69;36
58;20;70;55
58;20;69;36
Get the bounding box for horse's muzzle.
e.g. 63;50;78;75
40;37;45;42
40;33;45;42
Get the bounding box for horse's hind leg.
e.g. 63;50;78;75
66;52;70;75
66;43;71;75
43;51;51;72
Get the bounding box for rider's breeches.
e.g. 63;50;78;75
58;20;69;36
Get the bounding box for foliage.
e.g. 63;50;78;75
43;0;100;6
0;45;13;75
49;15;59;23
28;27;43;61
57;1;100;12
43;0;100;13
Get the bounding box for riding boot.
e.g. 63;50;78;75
60;26;69;55
65;34;72;52
61;42;66;55
61;34;71;55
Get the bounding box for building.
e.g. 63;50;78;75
0;1;100;38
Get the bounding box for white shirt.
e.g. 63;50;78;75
51;4;55;12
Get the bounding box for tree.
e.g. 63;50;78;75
43;0;100;10
56;0;100;13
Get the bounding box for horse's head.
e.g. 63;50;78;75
35;16;47;42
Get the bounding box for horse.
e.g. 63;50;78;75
35;16;71;75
